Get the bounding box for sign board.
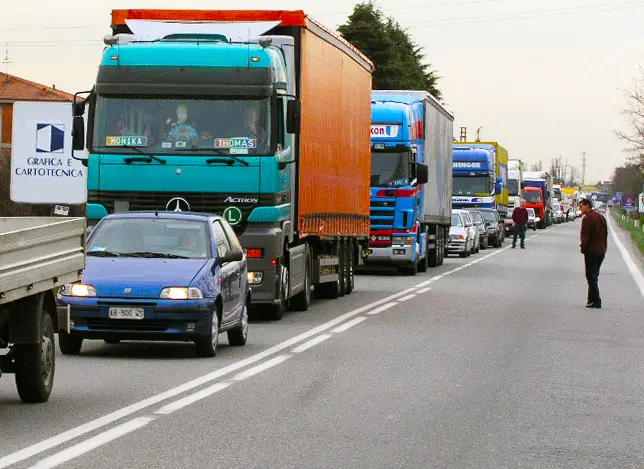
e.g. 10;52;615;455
370;125;400;138
639;193;644;213
624;195;635;208
10;101;88;204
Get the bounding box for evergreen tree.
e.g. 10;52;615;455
338;2;442;99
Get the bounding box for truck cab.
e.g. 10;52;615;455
523;187;545;228
367;95;429;275
452;145;505;215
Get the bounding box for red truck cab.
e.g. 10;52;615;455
523;187;545;228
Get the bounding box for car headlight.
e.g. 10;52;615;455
248;271;263;285
392;236;412;246
160;287;203;300
59;283;96;297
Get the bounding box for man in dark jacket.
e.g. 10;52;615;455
512;199;529;249
579;198;608;308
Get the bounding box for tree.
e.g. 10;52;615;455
616;66;644;168
338;2;442;98
612;163;644;197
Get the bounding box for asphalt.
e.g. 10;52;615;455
2;219;644;469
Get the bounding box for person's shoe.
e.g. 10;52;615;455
586;301;595;308
520;245;525;249
511;245;516;249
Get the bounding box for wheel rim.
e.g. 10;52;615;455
211;314;219;351
41;328;54;385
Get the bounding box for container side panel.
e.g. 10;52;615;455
298;29;371;238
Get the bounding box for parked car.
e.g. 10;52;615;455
477;208;504;248
467;210;489;250
448;212;471;257
527;207;537;231
56;211;250;357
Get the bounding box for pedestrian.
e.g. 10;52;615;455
579;198;608;308
511;199;529;249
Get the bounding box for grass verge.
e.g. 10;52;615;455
611;210;644;255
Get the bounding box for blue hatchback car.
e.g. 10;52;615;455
56;211;249;357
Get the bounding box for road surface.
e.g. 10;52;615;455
2;217;644;469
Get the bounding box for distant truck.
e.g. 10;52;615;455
73;10;374;320
1;217;86;402
366;91;454;274
507;159;524;209
523;171;554;228
452;142;509;218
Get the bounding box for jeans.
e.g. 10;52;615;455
584;253;605;306
512;224;526;247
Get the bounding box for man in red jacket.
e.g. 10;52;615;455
511;199;529;249
579;198;608;308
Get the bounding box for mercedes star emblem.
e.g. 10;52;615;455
166;197;191;212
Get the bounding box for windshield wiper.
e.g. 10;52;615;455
121;251;189;259
177;148;250;166
87;250;121;257
93;146;166;165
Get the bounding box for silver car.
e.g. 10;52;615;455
467;210;489;250
448;212;471;257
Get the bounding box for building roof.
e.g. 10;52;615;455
0;72;75;102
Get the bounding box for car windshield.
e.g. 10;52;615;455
524;191;542;203
88;218;211;259
451;214;462;226
92;96;271;155
452;176;490;196
469;212;483;223
371;151;410;187
480;211;498;223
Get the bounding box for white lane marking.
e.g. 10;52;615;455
291;334;332;353
154;383;231;415
415;279;433;288
417;287;432;294
28;417;154;469
607;213;644;299
397;294;417;302
233;355;291;381
367;302;397;315
332;317;367;333
0;286;420;469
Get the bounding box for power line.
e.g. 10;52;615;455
313;0;513;16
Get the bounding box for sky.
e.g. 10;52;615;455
1;0;643;184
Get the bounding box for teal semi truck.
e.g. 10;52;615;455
71;10;374;319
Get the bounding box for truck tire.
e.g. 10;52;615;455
59;332;83;355
290;246;312;311
14;309;55;403
400;260;418;276
314;279;340;299
262;262;288;320
345;240;355;295
438;233;445;266
338;244;347;298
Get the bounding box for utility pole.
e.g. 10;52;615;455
581;150;587;186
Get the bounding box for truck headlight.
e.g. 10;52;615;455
392;237;412;246
60;283;96;297
248;272;263;285
160;287;203;300
535;217;541;222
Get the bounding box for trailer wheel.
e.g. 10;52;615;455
338;243;347;298
14;309;55;403
346;241;355;295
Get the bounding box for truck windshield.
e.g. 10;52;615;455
524;191;542;203
507;179;519;196
88;218;211;259
452;176;490;196
371;151;410;187
92;96;271;155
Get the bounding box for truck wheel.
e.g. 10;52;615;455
400;260;418;276
59;332;83;355
338;244;347;298
195;311;219;357
14;310;55;403
290;246;312;311
345;241;355;295
263;263;289;320
314;279;340;299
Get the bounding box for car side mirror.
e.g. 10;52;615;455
286;100;300;135
416;163;429;185
218;250;243;266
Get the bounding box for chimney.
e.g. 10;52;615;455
52;84;56;90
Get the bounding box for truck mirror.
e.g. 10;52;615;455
416;163;429;185
495;182;502;194
72;115;86;151
72;101;86;117
286;100;300;135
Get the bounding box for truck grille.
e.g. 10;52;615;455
370;198;395;228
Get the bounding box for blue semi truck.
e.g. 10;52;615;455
365;91;454;274
70;10;375;320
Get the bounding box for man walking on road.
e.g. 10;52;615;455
512;199;529;249
579;198;608;308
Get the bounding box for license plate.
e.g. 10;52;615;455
108;307;144;320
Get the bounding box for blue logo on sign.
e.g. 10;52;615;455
36;124;65;153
